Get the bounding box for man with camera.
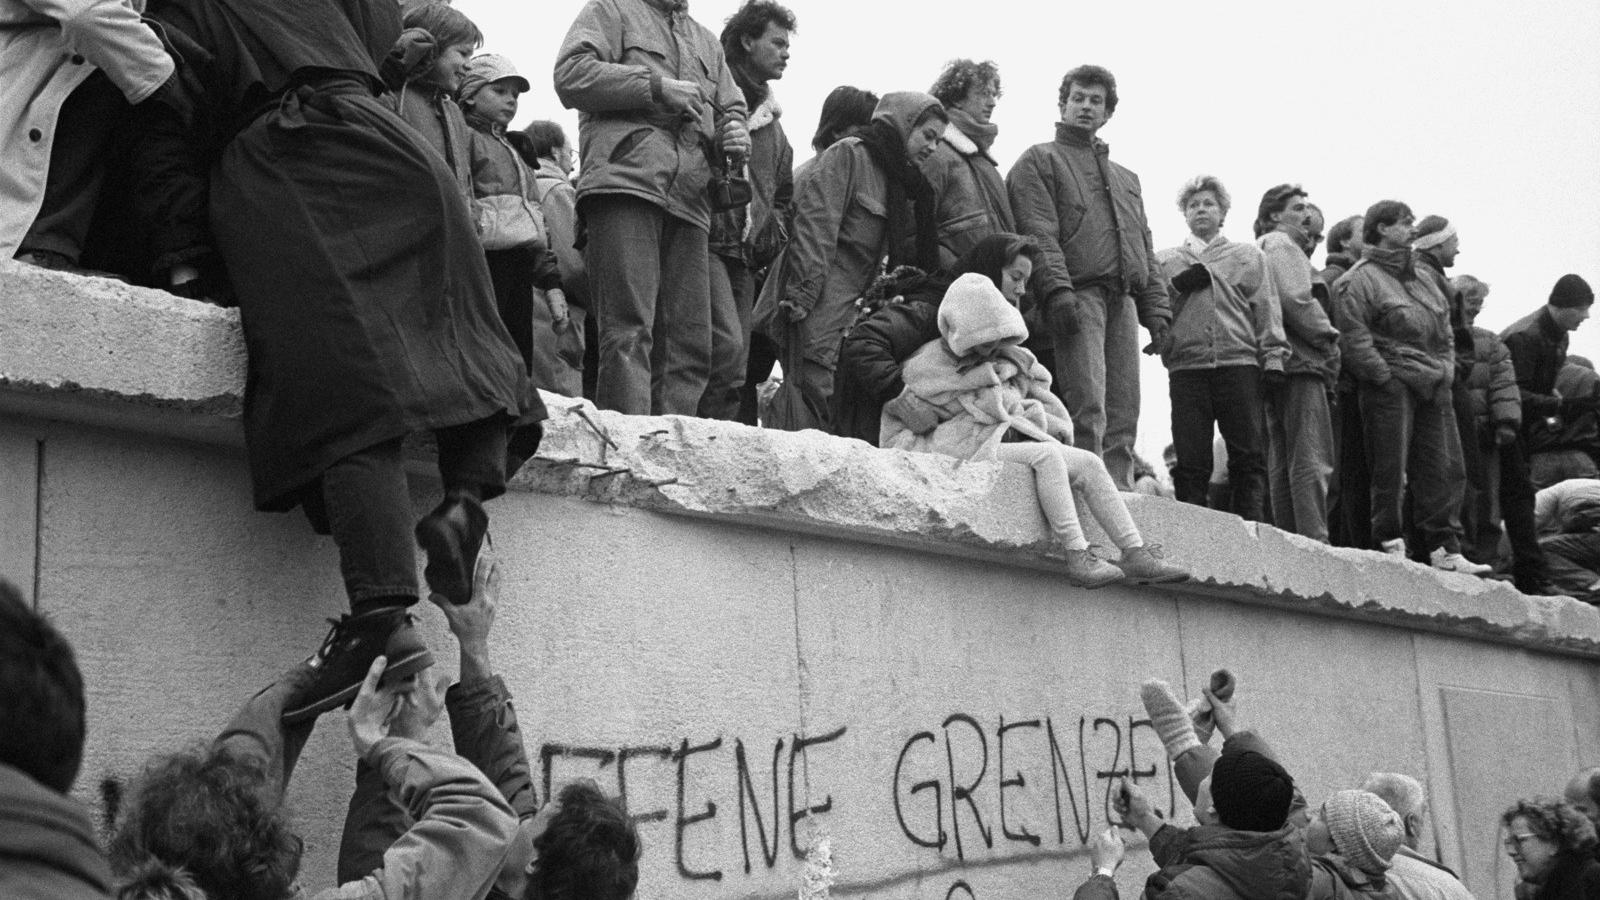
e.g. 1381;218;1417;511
554;0;750;416
699;0;796;421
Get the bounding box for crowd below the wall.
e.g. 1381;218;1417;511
4;0;1600;896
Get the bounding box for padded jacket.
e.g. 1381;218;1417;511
921;120;1014;268
553;0;745;230
1156;234;1288;374
1259;230;1340;384
1333;249;1454;398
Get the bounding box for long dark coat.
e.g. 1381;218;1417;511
136;0;537;510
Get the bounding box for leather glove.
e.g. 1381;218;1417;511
1169;263;1211;294
1047;289;1080;337
1142;322;1172;356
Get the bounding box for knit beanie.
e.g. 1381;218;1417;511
938;272;1026;355
1323;789;1404;874
1550;274;1596;309
1411;215;1457;252
1210;748;1294;832
459;53;529;105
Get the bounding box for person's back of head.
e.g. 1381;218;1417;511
523;121;569;162
1360;772;1426;848
1210;747;1295;832
811;85;878;152
527;779;641;900
0;580;86;794
1323;789;1405;874
110;745;301;900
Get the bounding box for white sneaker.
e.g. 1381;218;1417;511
1380;538;1407;557
1430;547;1493;576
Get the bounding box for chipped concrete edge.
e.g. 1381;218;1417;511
4;263;1599;659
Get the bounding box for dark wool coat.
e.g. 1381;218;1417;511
135;0;536;510
1529;853;1600;900
830;294;941;445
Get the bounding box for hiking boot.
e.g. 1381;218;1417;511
1380;537;1407;557
1116;544;1190;584
1064;548;1125;589
415;491;488;605
281;608;434;725
1430;547;1493;576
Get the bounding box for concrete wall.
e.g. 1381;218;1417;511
4;263;1599;900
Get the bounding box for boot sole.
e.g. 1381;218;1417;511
1121;573;1192;586
280;647;436;725
415;516;470;605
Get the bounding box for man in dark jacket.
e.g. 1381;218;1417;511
1324;214;1370;549
0;579;112;900
700;0;795;421
1072;735;1311;900
1006;64;1172;489
555;0;750;417
1502;275;1598;488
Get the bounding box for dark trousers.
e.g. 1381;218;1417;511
738;330;779;425
1169;366;1267;522
308;419;507;608
1541;532;1600;602
1498;437;1550;591
1360;381;1465;554
1329;384;1372;548
582;195;711;416
19;70;124;262
699;253;754;420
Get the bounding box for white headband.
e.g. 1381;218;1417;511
1412;223;1458;251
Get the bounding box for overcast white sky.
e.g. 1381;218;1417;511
458;0;1600;462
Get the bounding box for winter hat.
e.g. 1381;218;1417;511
1141;680;1200;760
1210;748;1295;832
1323;789;1404;874
1550;274;1596;309
938;272;1026;356
1411;215;1457;252
459;53;529;104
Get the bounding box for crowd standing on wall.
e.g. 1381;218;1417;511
4;0;1600;895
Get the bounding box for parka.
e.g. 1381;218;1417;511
531;156;589;310
552;0;746;231
1156;234;1288;374
752;91;939;368
921;119;1014;268
0;0;172;257
830;274;947;445
1465;325;1521;431
1259;229;1340;384
1309;853;1396;900
0;763;110;900
880;273;1073;458
1333;248;1455;398
1005;122;1170;330
709;76;793;270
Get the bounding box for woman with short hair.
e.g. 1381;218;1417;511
1503;798;1600;900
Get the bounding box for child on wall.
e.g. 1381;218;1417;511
881;273;1190;588
457;54;574;394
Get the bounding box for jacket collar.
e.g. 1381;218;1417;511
747;88;781;133
942;122;979;156
534;157;570;183
1054;121;1108;154
642;0;687;14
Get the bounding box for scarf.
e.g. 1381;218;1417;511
1363;245;1415;280
859;118;939;271
946;107;998;154
731;64;768;116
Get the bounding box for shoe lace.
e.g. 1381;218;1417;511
1140;542;1167;559
309;615;351;667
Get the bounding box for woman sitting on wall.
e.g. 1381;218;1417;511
831;232;1039;445
880;273;1190;588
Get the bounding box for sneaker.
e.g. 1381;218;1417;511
414;491;488;605
1380;538;1408;557
1064;548;1124;589
1115;544;1191;584
1430;547;1493;576
281;608;434;725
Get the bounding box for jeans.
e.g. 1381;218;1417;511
310;419;507;607
1266;375;1334;542
582;195;711;415
699;254;754;420
1168;366;1266;522
1359;380;1465;554
1541;532;1600;602
18;70;123;262
1050;285;1140;489
994;441;1141;551
1530;449;1599;490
